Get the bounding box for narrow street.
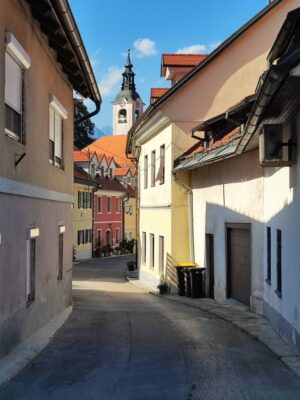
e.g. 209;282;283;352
1;256;300;400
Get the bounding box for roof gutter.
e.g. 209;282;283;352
50;0;101;124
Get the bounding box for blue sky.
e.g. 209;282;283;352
69;0;267;137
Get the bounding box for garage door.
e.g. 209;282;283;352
227;225;251;305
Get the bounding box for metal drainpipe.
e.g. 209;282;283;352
172;172;195;262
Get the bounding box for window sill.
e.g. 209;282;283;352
275;289;282;298
5;128;22;143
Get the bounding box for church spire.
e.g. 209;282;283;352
122;49;136;91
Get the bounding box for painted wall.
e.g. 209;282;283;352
0;0;74;195
0;193;72;358
94;190;123;247
262;112;300;353
160;1;299;125
138;123;192;288
0;0;73;359
124;196;136;240
72;182;94;260
191;150;264;312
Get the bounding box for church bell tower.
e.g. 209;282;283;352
113;50;144;135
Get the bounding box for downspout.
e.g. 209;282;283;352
172;172;195;262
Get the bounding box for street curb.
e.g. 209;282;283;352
148;291;300;379
0;305;72;387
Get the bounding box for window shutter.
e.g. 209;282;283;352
25;239;31;299
78;191;81;208
5;52;22;114
90;192;93;209
49;108;55;141
54;113;62;160
77;230;80;245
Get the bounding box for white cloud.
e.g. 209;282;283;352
98;66;123;97
176;44;207;54
134;38;157;58
176;41;222;54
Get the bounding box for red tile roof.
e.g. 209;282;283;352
161;54;207;76
183;127;240;158
74;166;98;186
83;135;133;167
114;167;130;177
73;151;90;162
150;88;169;104
94;177;126;193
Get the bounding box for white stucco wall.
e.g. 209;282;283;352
263;112;300;338
191;149;264;312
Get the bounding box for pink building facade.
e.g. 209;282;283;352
93;178;125;249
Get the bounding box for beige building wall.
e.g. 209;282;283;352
0;0;74;194
161;1;300;125
124;196;137;240
0;0;73;358
73;183;94;260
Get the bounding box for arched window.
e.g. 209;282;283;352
135;110;139;120
118;109;127;123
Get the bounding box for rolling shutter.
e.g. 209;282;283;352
5;52;22;113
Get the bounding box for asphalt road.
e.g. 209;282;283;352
1;256;300;400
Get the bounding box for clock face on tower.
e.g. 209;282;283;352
120;97;127;107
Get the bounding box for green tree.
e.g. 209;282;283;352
74;98;95;149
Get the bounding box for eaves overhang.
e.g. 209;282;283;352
25;0;101;108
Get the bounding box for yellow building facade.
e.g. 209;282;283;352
73;167;98;260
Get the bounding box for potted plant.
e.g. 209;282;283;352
157;275;168;295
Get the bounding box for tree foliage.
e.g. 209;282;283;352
74;98;95;149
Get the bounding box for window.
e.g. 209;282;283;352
107;197;112;213
101;166;104;177
159;236;164;274
116;228;120;244
49;95;67;168
276;229;282;297
5;33;31;142
266;227;271;284
156;145;165;185
77;229;92;245
116;197;120;213
78;191;83;209
26;227;39;304
150;233;154;269
98;197;102;213
144;155;148;189
142;232;146;264
109;168;113;179
151;151;156;187
118;109;127;123
58;232;64;280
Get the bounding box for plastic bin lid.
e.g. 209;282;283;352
175;263;198;268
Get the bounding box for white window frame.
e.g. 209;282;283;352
49;94;67;168
98;196;102;214
4;33;31;142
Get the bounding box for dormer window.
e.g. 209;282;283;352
118;109;127;123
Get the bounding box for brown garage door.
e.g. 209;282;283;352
227;225;251;305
